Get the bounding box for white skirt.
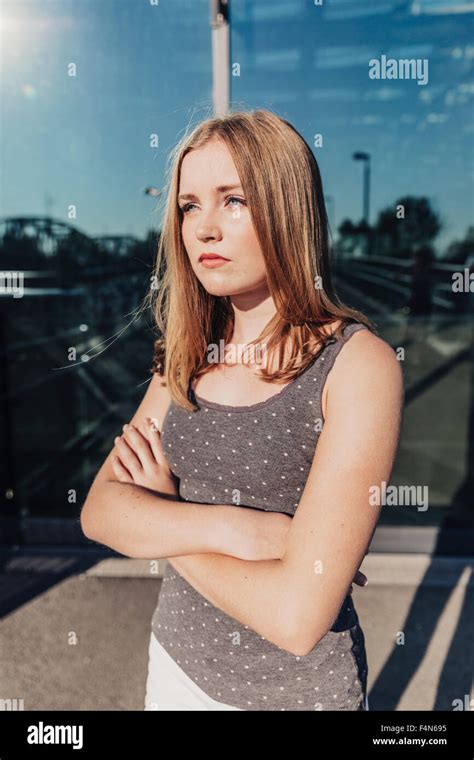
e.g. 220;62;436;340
144;631;243;711
144;630;370;711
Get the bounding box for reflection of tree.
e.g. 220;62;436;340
337;196;442;260
336;219;368;257
443;225;474;265
375;196;441;259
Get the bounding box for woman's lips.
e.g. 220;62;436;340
199;256;230;268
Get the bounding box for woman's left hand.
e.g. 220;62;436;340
111;417;178;496
351;570;368;591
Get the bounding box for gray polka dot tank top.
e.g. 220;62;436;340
151;321;369;710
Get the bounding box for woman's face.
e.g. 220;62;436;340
178;138;269;299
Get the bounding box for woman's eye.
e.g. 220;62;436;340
226;196;246;208
179;197;246;214
180;202;197;213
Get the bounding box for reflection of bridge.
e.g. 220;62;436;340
0;216;140;258
0;216;91;256
0;215;148;300
93;235;140;256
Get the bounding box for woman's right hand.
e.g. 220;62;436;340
111;417;178;497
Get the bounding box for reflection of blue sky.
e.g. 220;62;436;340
232;0;474;251
1;0;213;239
1;0;473;254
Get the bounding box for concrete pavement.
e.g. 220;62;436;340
0;551;472;711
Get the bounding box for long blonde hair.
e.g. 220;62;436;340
147;109;375;411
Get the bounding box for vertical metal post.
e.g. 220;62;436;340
363;159;371;226
352;152;371;226
210;0;230;116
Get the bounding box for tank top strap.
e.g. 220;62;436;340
303;321;369;392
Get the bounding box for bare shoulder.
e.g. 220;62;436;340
143;336;173;429
341;327;402;378
325;327;404;418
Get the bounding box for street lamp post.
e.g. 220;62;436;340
352;151;371;255
352;151;371;225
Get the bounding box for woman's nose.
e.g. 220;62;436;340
196;220;222;242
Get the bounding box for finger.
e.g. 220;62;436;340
114;435;142;478
121;423;156;470
354;571;368;587
143;417;168;466
111;454;134;483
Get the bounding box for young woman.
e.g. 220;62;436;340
81;109;404;711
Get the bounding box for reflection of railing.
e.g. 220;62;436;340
334;255;470;313
0;266;148;344
0;313;154;531
0;262;153;531
0;266;145;294
0;270;86;297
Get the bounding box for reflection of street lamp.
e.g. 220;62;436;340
352;152;371;225
144;187;161;198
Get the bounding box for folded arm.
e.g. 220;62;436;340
169;331;404;656
80;375;289;561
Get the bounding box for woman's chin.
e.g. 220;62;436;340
197;276;243;298
194;270;267;300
